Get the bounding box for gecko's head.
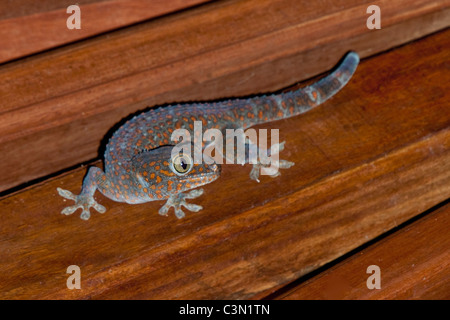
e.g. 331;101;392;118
167;145;221;191
133;144;221;198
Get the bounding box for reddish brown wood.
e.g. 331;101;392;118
0;30;448;299
274;203;450;300
0;0;101;19
0;0;448;192
0;0;214;64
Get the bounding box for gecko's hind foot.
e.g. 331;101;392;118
249;141;295;182
57;187;106;220
159;188;204;219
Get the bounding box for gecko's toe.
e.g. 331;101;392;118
249;165;261;183
279;160;295;169
61;204;81;216
80;210;91;221
184;188;204;199
158;203;170;216
93;202;106;214
182;203;203;212
174;207;186;219
57;187;76;201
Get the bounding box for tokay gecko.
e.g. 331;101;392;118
58;52;360;220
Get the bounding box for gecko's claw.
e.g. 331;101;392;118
159;188;204;219
57;187;106;220
249;141;295;182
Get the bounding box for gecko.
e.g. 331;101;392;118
58;52;359;220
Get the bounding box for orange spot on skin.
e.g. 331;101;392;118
312;91;318;100
150;173;155;179
167;181;173;191
289;106;294;114
156;176;162;184
160;169;172;176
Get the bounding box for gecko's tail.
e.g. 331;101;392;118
251;51;359;125
283;51;359;116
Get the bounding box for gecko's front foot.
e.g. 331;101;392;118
159;188;204;219
249;141;295;182
57;187;106;220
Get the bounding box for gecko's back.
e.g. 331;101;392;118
106;52;359;171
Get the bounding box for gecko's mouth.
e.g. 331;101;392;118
179;165;221;184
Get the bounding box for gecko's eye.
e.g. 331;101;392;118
171;153;193;175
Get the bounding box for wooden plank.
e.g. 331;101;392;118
0;0;214;64
0;0;101;19
274;202;450;300
0;0;449;192
0;30;449;299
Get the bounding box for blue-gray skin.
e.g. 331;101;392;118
58;52;360;220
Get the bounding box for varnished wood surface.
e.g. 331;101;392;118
0;0;213;64
0;0;449;192
274;202;450;300
0;30;448;299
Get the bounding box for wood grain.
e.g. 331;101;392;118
0;0;214;64
0;30;448;299
274;202;450;300
0;0;449;192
